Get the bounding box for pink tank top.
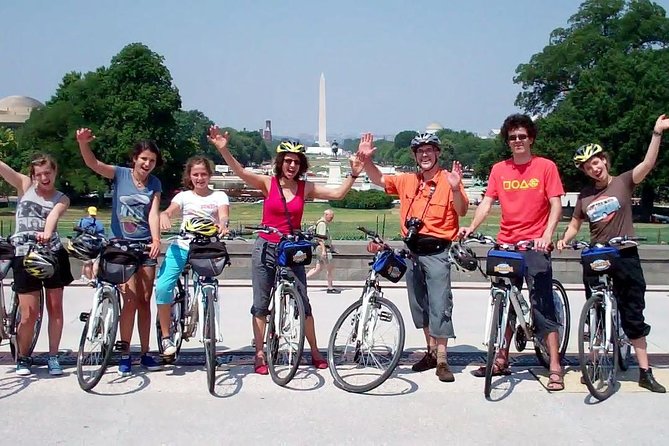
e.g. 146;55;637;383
260;176;306;243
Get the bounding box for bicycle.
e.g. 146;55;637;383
568;236;641;401
327;227;407;393
75;233;149;392
0;234;46;362
246;224;320;387
154;228;235;394
464;234;570;398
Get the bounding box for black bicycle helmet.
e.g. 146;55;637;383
410;133;441;151
67;233;104;261
449;242;478;272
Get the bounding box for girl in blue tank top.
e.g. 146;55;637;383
76;128;163;376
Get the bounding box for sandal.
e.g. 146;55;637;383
547;369;565;391
472;361;511;378
254;355;269;375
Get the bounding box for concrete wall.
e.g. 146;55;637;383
8;240;668;285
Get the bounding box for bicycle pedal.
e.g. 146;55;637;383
379;311;392;322
79;312;90;322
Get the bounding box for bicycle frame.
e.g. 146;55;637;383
586;274;621;355
193;273;223;344
84;282;120;343
355;270;383;353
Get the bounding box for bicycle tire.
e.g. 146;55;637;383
534;279;571;368
484;292;504;398
618;328;632;371
203;286;217;395
76;287;120;392
328;294;405;393
9;288;44;360
578;295;618;401
266;285;306;387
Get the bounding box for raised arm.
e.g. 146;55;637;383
356;133;386;187
207;126;270;195
76;128;116;180
308;155;364;200
0;160;31;195
633;114;669;184
447;161;468;217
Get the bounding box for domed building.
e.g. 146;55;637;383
425;122;444;134
0;95;44;128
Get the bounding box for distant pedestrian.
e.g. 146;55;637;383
76;206;105;282
307;209;338;293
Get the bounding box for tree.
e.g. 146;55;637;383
511;0;669;220
0;128;18;198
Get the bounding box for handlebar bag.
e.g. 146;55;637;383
485;249;526;280
581;246;619;277
98;245;140;285
188;240;230;277
372;250;407;283
277;239;313;267
0;240;14;261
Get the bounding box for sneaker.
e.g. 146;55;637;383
436;362;455;382
16;356;32;376
161;338;177;356
47;356;63;376
140;353;163;371
411;351;437;372
639;367;666;393
117;354;132;377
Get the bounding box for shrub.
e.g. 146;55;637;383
329;190;393;209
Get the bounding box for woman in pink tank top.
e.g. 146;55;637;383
208;126;364;374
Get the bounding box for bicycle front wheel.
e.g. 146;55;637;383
156;296;184;362
77;288;120;392
328;294;405;393
578;295;618;401
9;288;44;360
266;286;305;387
203;287;217;395
534;279;571;368
485;292;504;398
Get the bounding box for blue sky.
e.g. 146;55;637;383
3;0;669;140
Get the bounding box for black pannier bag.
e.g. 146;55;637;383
98;245;140;285
188;239;230;277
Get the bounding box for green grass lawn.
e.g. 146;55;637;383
2;203;668;243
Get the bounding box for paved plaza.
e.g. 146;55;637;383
2;281;669;445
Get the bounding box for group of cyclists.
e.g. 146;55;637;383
0;111;665;394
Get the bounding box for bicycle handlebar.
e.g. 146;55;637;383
566;235;646;250
462;233;553;252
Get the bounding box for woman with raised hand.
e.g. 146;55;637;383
207;126;364;374
0;154;73;376
155;155;230;356
76;128;163;376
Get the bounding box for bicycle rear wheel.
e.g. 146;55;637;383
77;288;120;392
328;293;405;393
9;288;44;360
578;295;618;401
203;287;217;395
534;279;570;368
484;292;504;398
266;286;305;387
617;320;632;371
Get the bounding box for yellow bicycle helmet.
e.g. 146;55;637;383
276;140;305;153
184;217;218;237
573;143;604;167
23;248;57;279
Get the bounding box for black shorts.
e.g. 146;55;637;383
11;247;74;294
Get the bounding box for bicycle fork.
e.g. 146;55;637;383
196;283;224;344
483;289;511;350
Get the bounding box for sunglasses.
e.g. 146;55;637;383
283;158;301;166
508;134;529;142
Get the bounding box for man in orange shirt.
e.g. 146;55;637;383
358;133;468;382
462;113;565;390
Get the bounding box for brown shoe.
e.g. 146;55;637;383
436;362;455;382
411;351;437;372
